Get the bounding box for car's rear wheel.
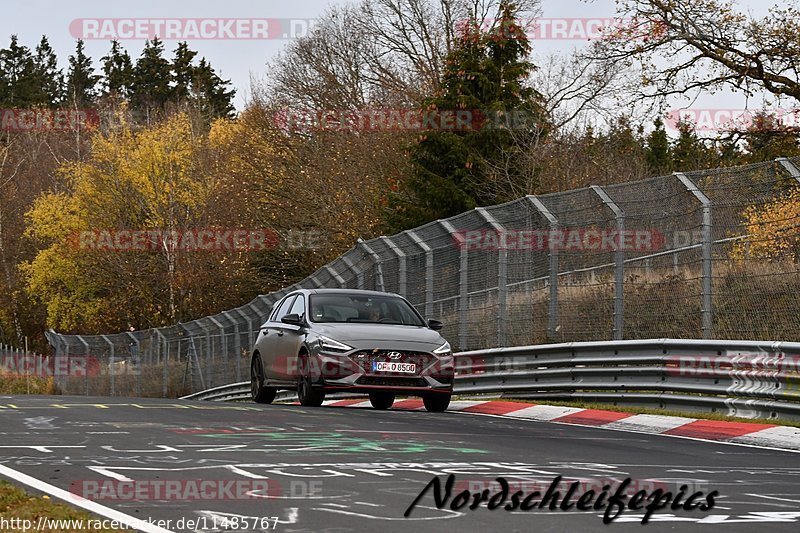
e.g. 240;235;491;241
369;391;395;410
423;393;451;412
251;356;276;404
297;355;325;407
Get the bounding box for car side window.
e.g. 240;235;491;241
272;295;297;323
288;294;305;318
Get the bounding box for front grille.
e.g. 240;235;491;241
350;350;435;374
356;376;429;388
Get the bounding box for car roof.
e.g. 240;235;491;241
304;288;401;297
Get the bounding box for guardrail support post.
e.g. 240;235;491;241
440;220;468;349
380;236;406;296
476;208;508;347
675;172;713;338
357;238;385;291
591;185;625;340
528;195;560;339
407;230;434;318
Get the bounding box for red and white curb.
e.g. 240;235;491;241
320;399;800;453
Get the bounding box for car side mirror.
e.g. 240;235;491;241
428;319;443;330
281;313;303;326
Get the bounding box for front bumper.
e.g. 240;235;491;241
308;348;454;393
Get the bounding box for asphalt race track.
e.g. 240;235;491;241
0;395;799;532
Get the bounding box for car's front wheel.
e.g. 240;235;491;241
423;393;451;412
369;391;395;410
251;356;276;404
297;355;325;407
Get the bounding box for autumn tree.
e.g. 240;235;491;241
22;112;256;332
734;188;800;262
587;0;800;106
388;2;548;230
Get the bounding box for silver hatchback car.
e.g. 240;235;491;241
250;289;454;411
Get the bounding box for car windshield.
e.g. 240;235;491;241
309;294;425;326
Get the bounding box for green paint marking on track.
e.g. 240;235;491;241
193;430;487;454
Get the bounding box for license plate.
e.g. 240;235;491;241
372;361;416;374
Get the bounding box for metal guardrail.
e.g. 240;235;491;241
182;339;800;421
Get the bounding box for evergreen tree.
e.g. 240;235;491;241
191;57;236;119
0;36;40;106
171;42;197;104
65;40;100;107
605;116;646;163
388;1;547;230
672;119;716;171
33;36;63;105
739;111;800;163
131;38;172;112
101;40;134;98
645;117;672;175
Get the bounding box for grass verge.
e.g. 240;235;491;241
0;374;57;395
0;480;127;532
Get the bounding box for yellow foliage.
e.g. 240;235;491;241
733;188;800;261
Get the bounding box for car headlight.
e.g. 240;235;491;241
318;335;354;353
433;340;452;356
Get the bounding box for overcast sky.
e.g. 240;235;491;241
3;0;784;130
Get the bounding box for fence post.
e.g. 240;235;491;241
675;172;713;339
101;335;115;396
380;236;407;297
222;311;241;382
407;229;434;318
527;195;560;340
208;317;227;386
198;319;214;388
58;337;71;394
155;329;168;397
309;274;324;288
475;208;508;347
125;331;141;397
357;238;385;291
77;335;90;396
591;185;625;340
340;253;363;289
440;220;468;350
776;157;800;183
179;323;206;391
324;265;346;288
247;302;262;347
